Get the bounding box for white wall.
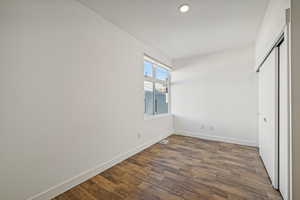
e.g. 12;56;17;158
290;1;300;199
172;46;258;146
0;1;173;200
255;0;290;69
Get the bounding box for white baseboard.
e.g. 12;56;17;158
175;130;258;147
27;132;172;200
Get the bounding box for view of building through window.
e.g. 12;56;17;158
144;57;170;116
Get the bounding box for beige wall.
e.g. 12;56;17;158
291;1;300;199
0;1;173;199
255;0;290;70
172;46;258;147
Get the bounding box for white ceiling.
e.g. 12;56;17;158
78;0;269;59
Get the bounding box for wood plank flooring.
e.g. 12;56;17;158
53;135;282;200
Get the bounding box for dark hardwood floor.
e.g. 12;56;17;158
53;135;282;200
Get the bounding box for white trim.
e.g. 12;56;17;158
144;76;167;85
174;130;258;147
144;55;172;71
286;14;292;200
144;113;173;120
27;133;172;200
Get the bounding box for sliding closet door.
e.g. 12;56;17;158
279;38;289;200
259;49;278;188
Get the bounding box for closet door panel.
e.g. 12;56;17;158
279;39;289;200
259;49;278;188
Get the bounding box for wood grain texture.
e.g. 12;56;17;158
53;135;282;200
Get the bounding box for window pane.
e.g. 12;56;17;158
144;60;153;77
155;66;169;81
155;82;168;114
144;81;154;115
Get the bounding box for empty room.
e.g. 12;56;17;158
1;0;300;200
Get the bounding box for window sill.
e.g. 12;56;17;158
144;113;172;121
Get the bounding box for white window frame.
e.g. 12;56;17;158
144;55;171;116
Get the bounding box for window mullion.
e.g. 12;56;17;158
153;65;156;115
167;75;170;114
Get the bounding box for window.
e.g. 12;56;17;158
144;56;170;116
144;60;153;77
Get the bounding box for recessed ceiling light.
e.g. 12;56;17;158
179;4;190;13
